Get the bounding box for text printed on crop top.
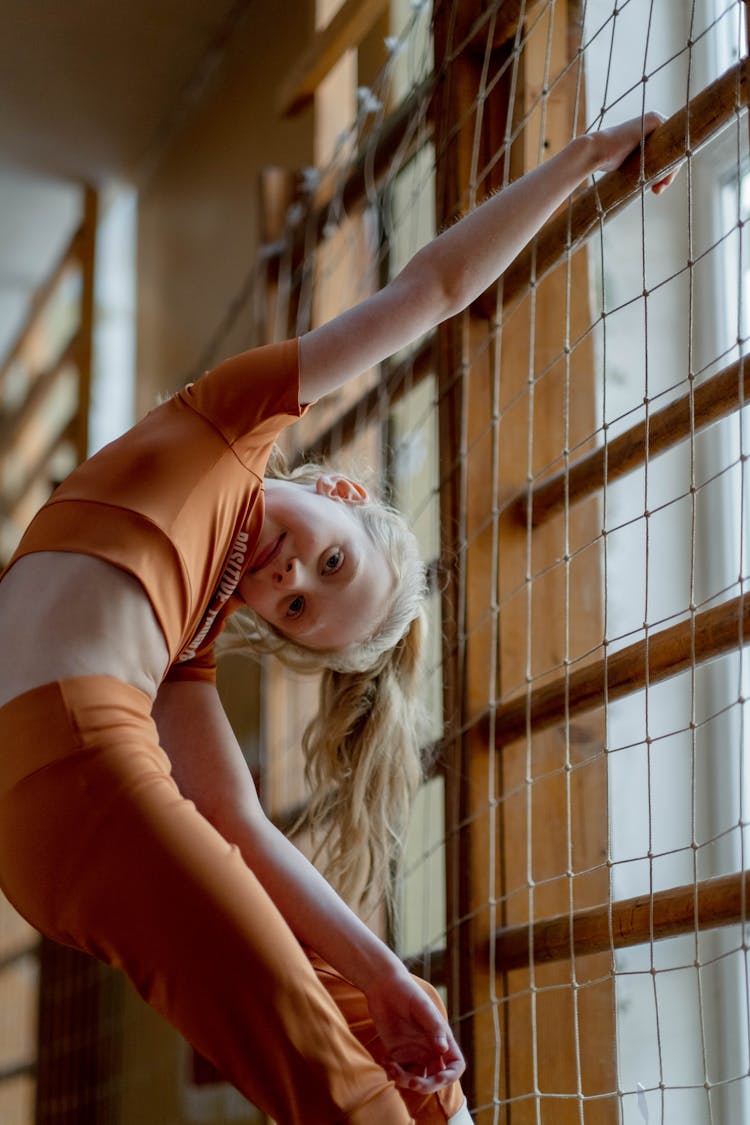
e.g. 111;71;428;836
177;529;249;663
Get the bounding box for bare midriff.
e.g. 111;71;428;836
0;552;170;709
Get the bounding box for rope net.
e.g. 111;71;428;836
1;1;749;1122
260;1;750;1123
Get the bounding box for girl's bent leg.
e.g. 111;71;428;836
0;677;412;1125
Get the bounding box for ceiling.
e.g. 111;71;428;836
0;0;252;362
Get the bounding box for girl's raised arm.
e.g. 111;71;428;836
298;112;672;404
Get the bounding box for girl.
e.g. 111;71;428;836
0;114;673;1124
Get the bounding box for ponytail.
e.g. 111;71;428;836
298;611;427;912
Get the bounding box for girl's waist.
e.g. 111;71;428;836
0;553;171;707
3;498;193;660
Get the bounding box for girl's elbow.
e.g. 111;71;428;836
412;272;467;329
208;791;267;842
397;254;472;332
436;259;476;321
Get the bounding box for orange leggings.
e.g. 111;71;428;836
0;676;464;1124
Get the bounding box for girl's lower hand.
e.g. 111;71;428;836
364;967;465;1095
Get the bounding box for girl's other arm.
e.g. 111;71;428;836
152;679;464;1094
298;112;673;403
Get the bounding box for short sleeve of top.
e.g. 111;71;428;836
8;338;306;683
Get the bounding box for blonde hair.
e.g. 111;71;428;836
226;449;428;912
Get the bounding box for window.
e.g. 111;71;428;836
258;1;750;1119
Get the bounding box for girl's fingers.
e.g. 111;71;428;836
386;1057;465;1095
652;173;675;195
641;112;681;195
643;110;666;135
385;1037;466;1094
606;112;677;194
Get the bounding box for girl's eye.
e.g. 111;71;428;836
322;549;343;575
287;595;304;618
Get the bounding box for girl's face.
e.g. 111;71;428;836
238;476;394;651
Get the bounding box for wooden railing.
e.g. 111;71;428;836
0;183;97;1123
0;187;97;567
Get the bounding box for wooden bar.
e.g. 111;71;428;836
511;354;748;525
485;0;525;49
264;63;748;487
278;0;390;117
446;0;537;59
0;944;38;977
0;335;79;459
0;1061;36;1083
477;56;750;316
408;868;750;982
493;870;750;969
492;591;750;746
271;53;749;331
0;427;75;521
268;42;748;332
403;945;448;982
440;0;525;58
406;868;750;983
0;227;86;391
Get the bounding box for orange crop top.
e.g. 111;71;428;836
7;338;306;683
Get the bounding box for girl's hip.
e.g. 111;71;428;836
0;674;164;795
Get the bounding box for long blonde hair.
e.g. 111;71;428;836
226;450;428;912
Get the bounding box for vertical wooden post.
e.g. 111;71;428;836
499;8;617;1121
744;0;750;152
74;185;98;462
433;0;514;1107
259;166;300;345
434;2;618;1119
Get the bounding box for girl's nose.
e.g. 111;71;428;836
273;557;297;585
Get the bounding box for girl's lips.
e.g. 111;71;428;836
249;532;285;574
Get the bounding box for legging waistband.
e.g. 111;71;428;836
0;675;159;795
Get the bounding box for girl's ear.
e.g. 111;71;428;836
315;474;369;504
